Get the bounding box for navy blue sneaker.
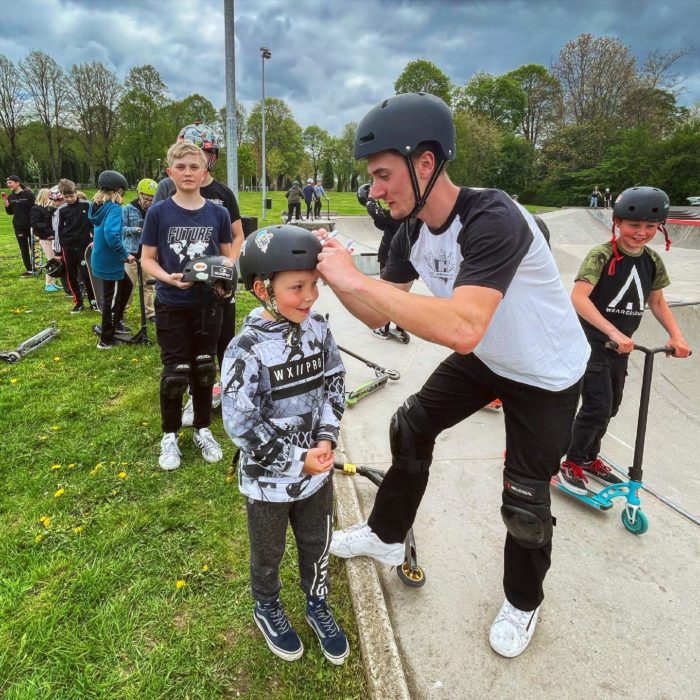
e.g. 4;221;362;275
253;600;303;661
306;596;349;665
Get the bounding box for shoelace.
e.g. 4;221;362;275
264;605;291;634
588;459;611;476
310;602;339;636
562;461;588;483
197;429;218;450
162;436;180;456
500;603;533;636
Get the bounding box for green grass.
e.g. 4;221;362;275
0;212;366;698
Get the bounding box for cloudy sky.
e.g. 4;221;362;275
1;0;698;136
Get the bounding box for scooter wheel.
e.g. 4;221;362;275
399;334;410;345
396;561;426;588
621;509;649;535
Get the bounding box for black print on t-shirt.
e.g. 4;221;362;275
167;225;214;262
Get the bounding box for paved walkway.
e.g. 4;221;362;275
315;211;700;699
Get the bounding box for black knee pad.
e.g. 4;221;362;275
501;470;554;549
193;353;216;388
161;363;190;400
389;395;434;474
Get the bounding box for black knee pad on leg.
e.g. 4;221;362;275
389;395;434;474
501;470;554;549
161;363;191;401
193;353;216;388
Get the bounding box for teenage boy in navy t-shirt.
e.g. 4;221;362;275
141;142;233;471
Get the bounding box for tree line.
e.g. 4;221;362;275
1;35;698;205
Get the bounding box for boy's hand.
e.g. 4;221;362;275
168;272;193;289
667;336;691;359
607;329;634;354
125;254;135;264
303;444;334;475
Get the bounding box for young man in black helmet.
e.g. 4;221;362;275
317;92;590;658
221;225;349;665
559;186;691;494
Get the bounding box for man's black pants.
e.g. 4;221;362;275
367;353;580;611
14;227;32;272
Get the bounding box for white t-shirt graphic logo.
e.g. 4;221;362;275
607;267;645;312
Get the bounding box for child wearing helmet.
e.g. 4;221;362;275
88;170;134;349
559;186;691;494
122;178;158;321
141;141;234;471
221;224;349;666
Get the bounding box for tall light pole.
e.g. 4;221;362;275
260;46;271;221
224;0;238;198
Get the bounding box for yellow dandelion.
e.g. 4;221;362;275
118;471;127;479
111;489;117;496
141;421;149;427
201;564;209;572
176;579;186;589
51;464;61;471
53;356;61;362
121;461;128;466
68;463;76;469
73;526;83;534
10;378;18;384
131;358;139;363
39;516;51;527
35;534;43;543
50;426;60;431
54;488;65;498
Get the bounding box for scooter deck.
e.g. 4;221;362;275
550;476;614;510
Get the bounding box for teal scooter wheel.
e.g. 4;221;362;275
621;509;649;535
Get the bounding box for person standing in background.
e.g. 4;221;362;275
3;175;35;276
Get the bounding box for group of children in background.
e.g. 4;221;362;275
4;136;691;666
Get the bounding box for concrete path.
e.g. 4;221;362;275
314;211;700;700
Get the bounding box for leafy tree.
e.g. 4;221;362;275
457;72;526;132
322;157;334;190
505;64;561;147
394;59;452;105
19;51;67;180
168;94;218;134
327;122;364;192
491;133;536;196
449;110;502;187
0;54;26;173
302;125;330;181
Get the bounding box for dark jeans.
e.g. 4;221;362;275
567;343;628;464
367;353;580;611
100;276;133;343
14;227;32;272
314;198;323;218
304;200;313;219
155;298;223;433
287;202;301;221
247;478;333;602
216;295;236;369
62;247;94;305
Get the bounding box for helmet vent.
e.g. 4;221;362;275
291;249;307;255
359;132;375;144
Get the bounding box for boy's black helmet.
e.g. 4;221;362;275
182;255;237;293
354;92;456;162
97;170;128;192
357;183;371;206
613;186;670;223
239;225;322;291
44;257;64;278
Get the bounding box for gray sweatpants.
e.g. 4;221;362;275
246;477;333;603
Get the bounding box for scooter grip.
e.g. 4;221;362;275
604;341;618;350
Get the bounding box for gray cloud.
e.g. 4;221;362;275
1;0;697;138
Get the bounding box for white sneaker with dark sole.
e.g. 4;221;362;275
489;599;540;658
193;428;223;463
329;522;404;566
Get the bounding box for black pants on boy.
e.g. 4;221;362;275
287;202;301;222
566;343;628;465
247;478;333;603
14;226;32;272
100;276;133;344
366;352;580;612
155;299;223;433
62;247;95;305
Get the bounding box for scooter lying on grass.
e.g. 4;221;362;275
551;341;690;535
0;321;59;363
333;461;425;587
337;344;401;406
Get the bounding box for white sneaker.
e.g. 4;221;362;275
211;382;222;409
193;428;223;463
159;432;181;471
489;599;540;658
329;522;404;566
181;395;194;427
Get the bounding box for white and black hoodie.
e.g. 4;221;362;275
221;307;345;503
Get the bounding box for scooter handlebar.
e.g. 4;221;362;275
605;341;689;357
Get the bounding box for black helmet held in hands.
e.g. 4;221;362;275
44;257;65;278
354;92;456;163
97;170;128;192
357;183;371;207
182;255;238;293
239;225;322;291
613;186;670;223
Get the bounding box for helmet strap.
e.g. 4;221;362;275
659;223;671;251
405;155;446;218
607;221;624;276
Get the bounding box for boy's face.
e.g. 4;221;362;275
6;179;20;192
167;154;207;193
616;219;659;253
62;192;77;204
258;270;320;324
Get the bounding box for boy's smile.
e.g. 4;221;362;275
616;220;659;254
259;270;320;324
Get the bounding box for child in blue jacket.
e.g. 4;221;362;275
89;170;134;349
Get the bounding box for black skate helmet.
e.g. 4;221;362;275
239;225;322;292
182;255;237;294
354;92;455;217
97;170;128;192
44;256;64;278
608;186;671;276
357;183;371;207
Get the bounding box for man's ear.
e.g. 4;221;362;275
415;150;437;180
